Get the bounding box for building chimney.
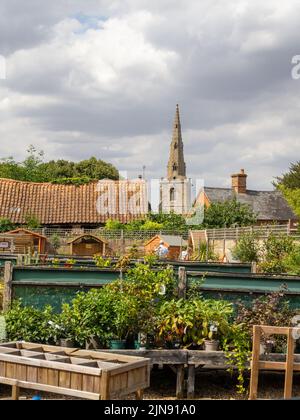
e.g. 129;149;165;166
231;169;247;194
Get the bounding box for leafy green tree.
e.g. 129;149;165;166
0;147;119;184
232;233;261;263
275;161;300;189
279;186;300;220
200;199;257;229
148;212;187;231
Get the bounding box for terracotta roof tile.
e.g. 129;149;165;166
0;178;148;225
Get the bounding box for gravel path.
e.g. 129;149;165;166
1;368;300;400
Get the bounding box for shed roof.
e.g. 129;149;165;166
145;234;187;247
67;234;108;245
6;228;47;240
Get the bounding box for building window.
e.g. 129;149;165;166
170;187;175;202
174;143;178;150
173;164;177;171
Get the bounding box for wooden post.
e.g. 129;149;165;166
3;261;13;312
100;370;110;400
249;325;261;400
176;364;185;399
11;385;20;400
178;267;187;298
135;389;144;400
284;329;295;399
187;365;195;399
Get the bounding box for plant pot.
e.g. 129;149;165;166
60;338;75;348
110;340;127;350
204;340;219;352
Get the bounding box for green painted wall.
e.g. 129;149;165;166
13;267;120;284
188;272;300;308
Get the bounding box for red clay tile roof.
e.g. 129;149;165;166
0;178;148;225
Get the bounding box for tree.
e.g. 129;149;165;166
0;147;119;184
201;199;257;229
279;186;300;219
275;161;300;189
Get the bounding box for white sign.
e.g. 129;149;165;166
0;242;10;248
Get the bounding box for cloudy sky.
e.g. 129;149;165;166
0;0;300;190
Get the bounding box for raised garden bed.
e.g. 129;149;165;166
0;342;150;400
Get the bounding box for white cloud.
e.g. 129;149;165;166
0;0;300;190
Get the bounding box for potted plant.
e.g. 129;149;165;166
109;294;138;350
64;258;76;269
204;324;220;351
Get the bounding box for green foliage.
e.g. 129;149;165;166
157;298;233;347
275;161;300;189
49;234;61;254
93;255;112;268
283;245;300;275
148;213;187;232
104;212;187;232
232;233;261;263
236;288;297;339
200;199;257;229
0;147;119;183
104;219;124;230
279;185;300;219
190;242;218;262
0;218;15;233
51;176;92;186
259;234;295;273
223;324;251;394
5;301;57;343
25;214;41;229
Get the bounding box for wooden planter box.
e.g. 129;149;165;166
0;342;150;400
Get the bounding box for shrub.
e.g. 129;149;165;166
0;218;15;233
232;233;260;263
259;234;295;273
5;301;57;343
157;297;233;348
283;245;300;275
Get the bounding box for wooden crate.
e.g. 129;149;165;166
0;342;150;400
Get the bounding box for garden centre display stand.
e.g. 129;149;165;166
0;342;150;400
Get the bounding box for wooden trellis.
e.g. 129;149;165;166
249;325;299;400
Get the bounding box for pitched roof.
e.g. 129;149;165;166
0;178;148;225
6;228;47;240
67;234;108;244
145;234;187;247
204;187;297;221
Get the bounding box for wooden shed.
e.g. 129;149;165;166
144;235;187;260
5;228;48;254
68;235;107;257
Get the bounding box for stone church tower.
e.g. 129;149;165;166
160;105;191;214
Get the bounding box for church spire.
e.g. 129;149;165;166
167;104;186;180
